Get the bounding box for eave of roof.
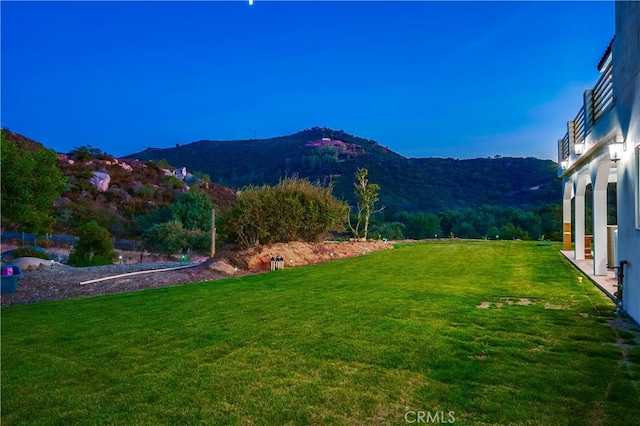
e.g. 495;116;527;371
597;36;615;72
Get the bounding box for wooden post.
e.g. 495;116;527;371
563;222;572;251
210;209;216;258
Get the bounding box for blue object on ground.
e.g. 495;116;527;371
1;265;23;295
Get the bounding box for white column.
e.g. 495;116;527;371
574;173;589;261
591;158;611;275
562;180;573;251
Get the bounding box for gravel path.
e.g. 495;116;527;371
1;261;243;307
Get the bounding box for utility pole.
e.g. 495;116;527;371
210;209;216;258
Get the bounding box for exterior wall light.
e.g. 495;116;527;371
609;134;625;162
561;160;569;170
574;143;585;155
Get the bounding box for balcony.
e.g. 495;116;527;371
557;57;615;173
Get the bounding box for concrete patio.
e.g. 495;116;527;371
561;250;618;303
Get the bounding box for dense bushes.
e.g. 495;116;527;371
1;130;67;234
140;190;214;255
221;177;347;247
370;204;563;241
142;221;210;256
68;221;117;266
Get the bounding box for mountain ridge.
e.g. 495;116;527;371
2;127;564;241
125;127;561;213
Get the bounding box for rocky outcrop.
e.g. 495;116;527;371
158;166;195;182
118;162;133;172
175;167;188;180
89;172;111;192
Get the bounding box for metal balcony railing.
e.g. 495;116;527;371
593;62;614;121
558;54;614;164
573;107;586;145
560;133;570;162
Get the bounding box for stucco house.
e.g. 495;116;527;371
557;1;639;323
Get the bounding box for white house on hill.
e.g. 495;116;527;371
557;1;639;323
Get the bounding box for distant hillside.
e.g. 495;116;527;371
1;129;236;239
127;127;561;212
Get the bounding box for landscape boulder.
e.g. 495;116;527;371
204;259;236;275
89;172;111;192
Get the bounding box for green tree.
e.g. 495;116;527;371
369;221;404;240
70;145;107;163
404;213;442;239
171;190;214;231
348;168;384;240
68;221;117;266
1;131;67;234
537;204;562;241
486;226;501;239
136;206;172;232
500;223;524;240
453;222;479;239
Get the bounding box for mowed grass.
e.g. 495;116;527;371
2;241;640;425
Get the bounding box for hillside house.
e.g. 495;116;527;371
557;1;639;323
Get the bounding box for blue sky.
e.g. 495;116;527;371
1;1;615;160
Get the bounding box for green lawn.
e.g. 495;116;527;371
2;241;640;425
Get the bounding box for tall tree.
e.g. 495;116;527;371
171;190;214;231
1;131;67;234
348;167;384;240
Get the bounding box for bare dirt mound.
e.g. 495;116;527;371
217;240;393;271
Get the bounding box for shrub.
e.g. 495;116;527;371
185;228;211;253
68;220;117;266
142;221;186;255
161;175;186;191
13;247;51;261
221;177;347;247
142;221;210;256
134;184;157;198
